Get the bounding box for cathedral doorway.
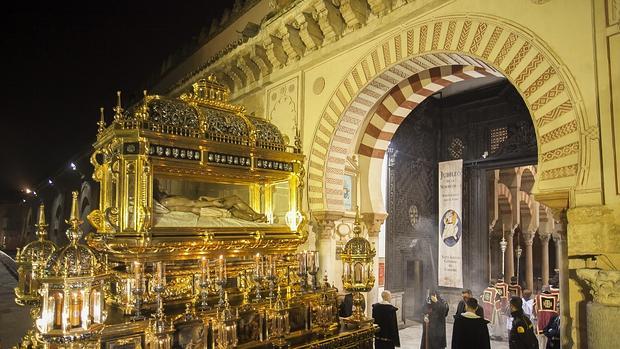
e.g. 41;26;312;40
377;78;558;321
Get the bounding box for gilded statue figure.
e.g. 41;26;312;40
153;180;266;222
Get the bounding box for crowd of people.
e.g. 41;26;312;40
366;275;561;349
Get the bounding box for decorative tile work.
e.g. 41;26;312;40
530;82;566;111
535;100;573;127
407;29;415;56
431;22;442;50
383;42;392;65
457;20;472;51
541;141;579;161
514;53;544;86
482;27;503;59
505;41;532;75
523;66;556;98
494;33;517;66
469;22;488;53
539;120;578;144
444;21;457;50
540;164;579;180
394;35;402;61
419;25;428;52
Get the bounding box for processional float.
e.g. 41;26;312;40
13;75;376;348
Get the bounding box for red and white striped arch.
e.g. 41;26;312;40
357;65;502;159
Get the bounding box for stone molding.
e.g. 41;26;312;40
361;211;388;237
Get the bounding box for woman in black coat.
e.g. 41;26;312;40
420;290;449;349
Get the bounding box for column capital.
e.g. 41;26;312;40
576;269;620;306
312;210;343;240
523;231;536;246
539;231;552;243
361;211;388;238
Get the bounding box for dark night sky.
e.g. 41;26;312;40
0;1;233;202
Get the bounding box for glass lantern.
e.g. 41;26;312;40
340;209;376;327
215;292;238;349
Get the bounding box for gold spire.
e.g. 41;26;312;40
136;90;150;121
65;191;83;244
113;91;124;121
353;206;362;236
35;204;48;240
97;107;106;134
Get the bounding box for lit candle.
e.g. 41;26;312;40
268;255;276;277
254;253;262;276
155;261;164;285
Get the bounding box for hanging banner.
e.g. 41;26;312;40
438;159;463;288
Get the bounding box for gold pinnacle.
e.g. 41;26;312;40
97;107;106;133
65;191;83;238
35;204;48;239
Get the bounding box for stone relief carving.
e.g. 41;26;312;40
576;269;620;306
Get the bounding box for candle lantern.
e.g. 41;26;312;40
15;203;58;306
216;255;227;307
339;209;375;327
266;255;278;300
146;261;173;349
267;287;289;348
35;192;109;345
215;292;238;349
253;253;265;302
306;251;319;290
197;257;212;311
296;251;308;291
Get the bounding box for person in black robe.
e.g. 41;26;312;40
455;289;484;318
543;313;560;349
451;297;491;349
420;290;449;349
372;290;401;349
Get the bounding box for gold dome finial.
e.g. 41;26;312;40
97;107;106;134
65;191;83;243
35;204;48;239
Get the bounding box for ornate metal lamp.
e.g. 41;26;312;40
516;243;523;284
15;204;57;306
197;256;213;311
253;253;264;302
499;224;508;279
35;192;108;346
340;209;376;327
307;251;319;291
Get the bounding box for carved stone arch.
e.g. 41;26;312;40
519;190;539;232
307;14;588;215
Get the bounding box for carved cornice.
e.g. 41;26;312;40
576;269;620;306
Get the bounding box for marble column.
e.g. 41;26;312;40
539;232;551;286
523;231;535;290
553;233;561;273
362;212;387;316
504;228;515;280
312;213;340;289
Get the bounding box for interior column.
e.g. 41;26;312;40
539;232;551;286
524;231;535;290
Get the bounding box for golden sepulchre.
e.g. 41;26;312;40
13;75;376;348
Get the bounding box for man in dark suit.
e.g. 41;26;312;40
455;289;484;318
372;290;400;349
